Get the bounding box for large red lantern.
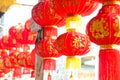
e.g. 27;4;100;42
86;1;120;80
54;31;90;69
50;0;99;17
86;4;120;45
32;1;65;27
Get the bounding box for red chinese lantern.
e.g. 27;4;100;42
32;1;65;27
4;49;19;68
50;0;99;17
17;44;30;67
35;26;61;80
2;35;20;48
86;1;120;80
24;19;31;31
54;31;90;69
35;27;61;70
26;48;36;69
16;27;37;44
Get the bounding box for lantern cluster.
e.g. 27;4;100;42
0;19;36;78
32;0;99;80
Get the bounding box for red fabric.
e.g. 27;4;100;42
35;38;61;58
86;4;120;45
44;26;58;37
13;67;22;78
54;32;90;56
50;0;98;17
26;48;36;69
99;49;120;80
32;1;65;27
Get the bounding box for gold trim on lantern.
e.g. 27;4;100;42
45;25;57;28
44;57;56;60
67;28;77;32
44;36;57;39
66;15;82;32
100;44;119;50
103;1;120;5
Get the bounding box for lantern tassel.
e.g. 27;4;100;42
99;49;120;80
70;72;74;80
66;56;81;70
48;71;52;80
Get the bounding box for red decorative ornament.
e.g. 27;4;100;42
35;26;61;70
16;29;37;44
54;32;90;56
2;35;20;48
99;49;120;80
50;0;99;17
86;4;120;45
26;48;36;69
24;19;31;31
4;49;19;68
86;1;120;80
17;52;28;67
32;1;65;27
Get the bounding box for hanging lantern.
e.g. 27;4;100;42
86;1;120;80
54;31;90;69
50;0;99;17
32;1;65;27
35;27;61;70
2;35;20;48
26;48;36;69
15;25;37;44
4;49;19;68
24;19;31;31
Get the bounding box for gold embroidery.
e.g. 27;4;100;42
114;16;120;37
90;17;109;38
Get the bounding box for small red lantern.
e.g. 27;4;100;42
24;19;31;31
32;1;65;27
2;35;20;48
26;48;36;69
36;38;61;70
50;0;99;17
4;49;19;68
